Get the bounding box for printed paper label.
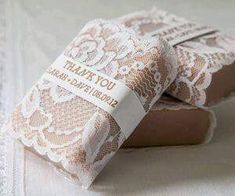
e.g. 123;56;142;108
43;54;146;138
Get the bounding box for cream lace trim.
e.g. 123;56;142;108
118;8;235;107
3;19;177;188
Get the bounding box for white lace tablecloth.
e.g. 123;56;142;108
1;0;235;195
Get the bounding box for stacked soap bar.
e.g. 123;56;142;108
3;19;177;188
118;8;235;107
122;95;215;148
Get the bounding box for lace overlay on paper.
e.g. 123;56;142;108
117;8;216;46
3;20;177;187
168;33;235;106
118;8;235;106
64;19;177;110
151;95;195;111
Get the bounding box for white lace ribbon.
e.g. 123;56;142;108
43;54;146;138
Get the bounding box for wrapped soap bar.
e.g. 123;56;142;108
122;95;216;148
2;19;177;188
117;8;235;107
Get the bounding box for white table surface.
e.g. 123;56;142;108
7;0;235;195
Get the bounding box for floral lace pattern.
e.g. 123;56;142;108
169;33;235;106
118;8;235;106
64;19;177;110
117;8;216;46
3;19;177;188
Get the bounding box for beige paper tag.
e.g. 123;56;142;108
43;54;146;138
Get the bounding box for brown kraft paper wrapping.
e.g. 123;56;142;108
122;95;216;148
2;19;177;188
117;8;235;107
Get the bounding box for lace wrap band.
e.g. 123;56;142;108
2;19;177;188
118;8;235;107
